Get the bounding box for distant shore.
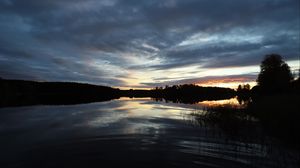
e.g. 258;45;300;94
0;78;236;107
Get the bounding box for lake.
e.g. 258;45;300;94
0;98;299;168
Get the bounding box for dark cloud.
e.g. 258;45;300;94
0;0;299;87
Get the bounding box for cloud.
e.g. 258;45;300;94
141;74;257;87
0;0;299;87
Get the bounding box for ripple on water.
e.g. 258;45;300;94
0;98;299;168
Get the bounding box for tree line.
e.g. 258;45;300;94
1;53;298;107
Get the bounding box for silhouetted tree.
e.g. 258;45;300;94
237;84;250;92
237;84;251;104
244;84;250;90
237;84;242;91
150;84;236;104
257;54;293;91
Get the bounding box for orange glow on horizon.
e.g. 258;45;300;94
117;74;258;90
118;81;256;90
198;81;257;89
195;78;257;89
117;86;152;90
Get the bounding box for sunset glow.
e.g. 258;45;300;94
0;0;299;89
0;1;299;167
118;60;298;89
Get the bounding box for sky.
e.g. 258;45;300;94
0;0;299;89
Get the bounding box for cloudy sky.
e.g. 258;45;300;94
0;0;299;89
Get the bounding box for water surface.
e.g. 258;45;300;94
0;98;299;168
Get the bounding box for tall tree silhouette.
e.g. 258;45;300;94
257;54;293;91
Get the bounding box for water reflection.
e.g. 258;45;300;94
0;98;299;168
198;97;240;107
